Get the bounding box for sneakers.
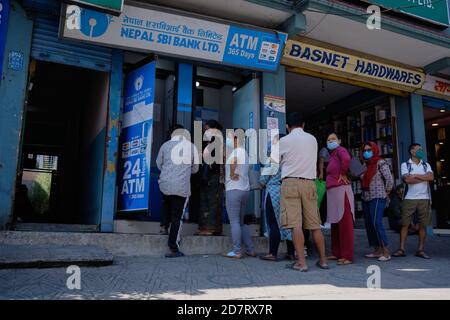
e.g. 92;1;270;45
222;251;243;259
159;227;168;235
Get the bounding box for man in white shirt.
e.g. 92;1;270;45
273;112;328;272
156;124;199;258
393;143;434;259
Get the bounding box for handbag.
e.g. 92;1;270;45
315;178;326;209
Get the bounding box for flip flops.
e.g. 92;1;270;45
415;250;431;259
377;255;391;262
285;262;308;272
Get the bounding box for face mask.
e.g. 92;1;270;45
327;141;339;150
363;151;373;160
415;150;425;160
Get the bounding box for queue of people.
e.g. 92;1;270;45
156;113;434;266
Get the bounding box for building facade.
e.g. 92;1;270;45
0;0;449;233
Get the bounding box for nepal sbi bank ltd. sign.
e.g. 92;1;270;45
60;2;287;72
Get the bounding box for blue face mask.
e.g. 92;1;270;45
415;150;425;160
363;151;373;160
327;141;339;150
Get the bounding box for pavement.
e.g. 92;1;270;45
0;244;113;269
1;231;450;299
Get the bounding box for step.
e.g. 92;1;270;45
0;244;113;269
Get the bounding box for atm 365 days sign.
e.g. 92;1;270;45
61;3;287;72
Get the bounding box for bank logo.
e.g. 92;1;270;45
80;9;110;38
134;75;144;91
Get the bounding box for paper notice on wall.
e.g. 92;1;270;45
267;116;279;130
264;95;286;113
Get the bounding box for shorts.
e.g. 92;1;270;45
401;199;432;227
280;178;322;230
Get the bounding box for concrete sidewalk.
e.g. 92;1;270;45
0;244;113;269
0;231;449;299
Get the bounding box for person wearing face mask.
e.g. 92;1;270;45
325;133;355;265
223;129;255;258
360;141;394;262
393;143;434;259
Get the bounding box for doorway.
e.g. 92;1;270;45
424;102;450;229
15;60;109;227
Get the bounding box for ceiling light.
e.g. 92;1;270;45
439;142;444;145
232;87;237;92
432;123;439;127
440;159;445;162
441;109;446;113
196;81;200;87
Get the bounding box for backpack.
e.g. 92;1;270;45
402;161;432;203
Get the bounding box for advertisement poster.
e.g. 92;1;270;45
61;4;287;72
118;61;156;212
0;0;9;81
264;95;286;113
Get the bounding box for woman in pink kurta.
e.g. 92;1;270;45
325;133;355;265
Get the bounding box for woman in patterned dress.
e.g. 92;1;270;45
259;134;293;261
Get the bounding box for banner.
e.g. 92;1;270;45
118;61;156;212
0;0;9;82
67;0;124;15
60;3;287;72
282;39;426;92
419;75;450;101
364;0;449;26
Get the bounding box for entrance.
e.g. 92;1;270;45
285;71;399;228
424;98;450;229
15;60;109;228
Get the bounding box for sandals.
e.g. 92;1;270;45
365;253;382;258
337;259;353;265
392;249;406;257
315;261;330;270
378;255;391;262
286;262;308;272
245;251;257;257
415;250;431;260
327;255;339;260
259;254;277;262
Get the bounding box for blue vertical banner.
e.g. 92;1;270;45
0;0;10;81
118;61;156;212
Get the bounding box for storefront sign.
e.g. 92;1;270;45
264;94;286;113
118;61;156;212
60;4;287;72
364;0;449;26
282;40;426;91
0;0;9;80
67;0;124;15
420;75;450;101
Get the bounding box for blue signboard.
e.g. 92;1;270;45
118;61;156;212
0;0;9;80
61;4;288;72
